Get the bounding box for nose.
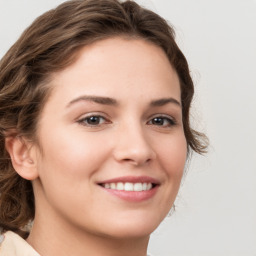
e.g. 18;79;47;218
113;123;156;166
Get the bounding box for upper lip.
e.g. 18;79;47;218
98;176;160;185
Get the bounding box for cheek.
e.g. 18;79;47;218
37;128;112;179
157;133;187;177
150;133;187;219
34;131;111;216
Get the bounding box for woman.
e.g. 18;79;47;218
0;0;207;255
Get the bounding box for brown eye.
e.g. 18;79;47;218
148;116;176;127
78;115;109;126
86;116;102;125
152;117;165;125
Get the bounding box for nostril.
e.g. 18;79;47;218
112;137;156;165
122;157;151;166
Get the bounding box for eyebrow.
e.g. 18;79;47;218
150;98;181;107
67;95;181;108
67;95;118;107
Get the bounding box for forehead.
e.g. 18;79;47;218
47;37;180;104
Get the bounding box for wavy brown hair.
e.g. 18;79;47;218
0;0;207;238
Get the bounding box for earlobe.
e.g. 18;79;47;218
5;136;39;180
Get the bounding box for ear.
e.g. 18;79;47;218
5;136;39;180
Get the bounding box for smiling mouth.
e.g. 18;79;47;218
99;182;156;192
98;176;160;201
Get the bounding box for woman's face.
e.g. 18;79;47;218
32;37;187;239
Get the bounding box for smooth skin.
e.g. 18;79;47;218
6;37;187;256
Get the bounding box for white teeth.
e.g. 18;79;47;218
110;183;116;189
147;183;152;190
116;182;124;190
104;183;110;189
102;182;154;191
134;183;143;191
124;182;133;191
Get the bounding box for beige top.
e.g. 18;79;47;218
0;231;40;256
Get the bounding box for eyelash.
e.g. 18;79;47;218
147;115;176;127
77;114;110;127
77;114;176;128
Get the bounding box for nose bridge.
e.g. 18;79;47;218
113;118;156;165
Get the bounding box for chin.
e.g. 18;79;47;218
98;211;165;239
105;224;157;239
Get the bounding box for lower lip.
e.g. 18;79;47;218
100;186;159;202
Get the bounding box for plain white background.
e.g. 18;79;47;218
0;1;255;255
